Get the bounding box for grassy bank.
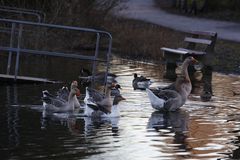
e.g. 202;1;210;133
103;16;240;74
104;17;184;62
1;1;239;74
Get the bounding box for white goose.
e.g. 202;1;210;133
42;81;81;113
147;56;198;111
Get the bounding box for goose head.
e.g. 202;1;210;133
183;56;198;67
113;94;126;105
180;56;198;80
200;91;212;102
69;81;81;98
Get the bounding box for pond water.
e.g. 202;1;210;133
1;57;240;160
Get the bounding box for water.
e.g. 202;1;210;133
1;57;240;160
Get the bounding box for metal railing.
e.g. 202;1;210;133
0;18;112;87
0;5;45;23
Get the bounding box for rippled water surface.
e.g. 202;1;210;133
1;58;240;160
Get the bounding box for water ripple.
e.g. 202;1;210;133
1;58;240;159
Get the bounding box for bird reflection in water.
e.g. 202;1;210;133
84;116;119;136
6;85;20;148
147;109;189;148
41;111;119;136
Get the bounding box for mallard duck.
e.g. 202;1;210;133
84;85;125;117
200;91;212;102
42;81;81;112
132;73;152;90
111;84;122;96
147;56;198;111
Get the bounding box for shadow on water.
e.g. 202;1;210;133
2;57;240;159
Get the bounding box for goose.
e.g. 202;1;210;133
42;81;81;113
200;91;212;102
146;56;198;111
84;86;125;117
132;73;152;90
79;68;117;85
56;86;70;101
84;86;112;116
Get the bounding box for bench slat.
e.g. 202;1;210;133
189;31;217;37
161;47;188;55
184;37;212;45
178;48;206;55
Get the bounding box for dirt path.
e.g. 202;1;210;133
117;0;240;42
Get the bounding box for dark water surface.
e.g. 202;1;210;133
1;57;240;160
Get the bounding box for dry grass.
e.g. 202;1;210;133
104;17;184;62
103;16;240;74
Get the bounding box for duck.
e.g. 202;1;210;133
200;91;212;102
106;93;126;118
146;56;198;111
111;84;122;96
132;73;152;90
84;85;125;117
42;81;81;113
79;68;117;85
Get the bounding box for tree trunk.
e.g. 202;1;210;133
182;0;188;13
200;0;208;12
190;0;197;15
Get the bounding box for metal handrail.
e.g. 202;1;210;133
0;18;112;87
0;6;46;22
0;8;41;22
0;46;108;62
0;18;112;36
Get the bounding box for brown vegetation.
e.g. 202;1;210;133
1;0;240;74
103;16;240;73
104;17;184;62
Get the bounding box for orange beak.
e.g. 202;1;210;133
76;88;81;97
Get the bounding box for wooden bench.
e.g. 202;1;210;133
161;30;217;80
161;31;217;101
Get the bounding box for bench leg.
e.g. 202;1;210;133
200;65;213;101
164;62;177;80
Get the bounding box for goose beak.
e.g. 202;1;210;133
119;95;126;101
76;88;81;97
191;57;198;64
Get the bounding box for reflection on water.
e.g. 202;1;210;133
1;57;240;159
147;110;189;155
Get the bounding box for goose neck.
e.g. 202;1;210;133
181;62;190;82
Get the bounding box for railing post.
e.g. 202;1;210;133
91;33;100;88
14;24;23;81
104;34;112;92
7;23;16;75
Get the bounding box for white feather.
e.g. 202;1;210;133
146;89;165;110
